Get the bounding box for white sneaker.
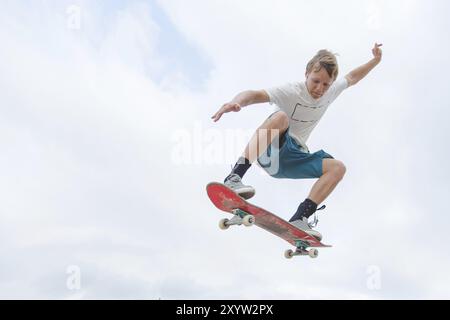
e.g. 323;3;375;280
224;174;255;200
290;218;323;241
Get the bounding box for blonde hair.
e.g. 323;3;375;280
306;50;339;81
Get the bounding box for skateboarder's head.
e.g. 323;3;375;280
305;50;339;100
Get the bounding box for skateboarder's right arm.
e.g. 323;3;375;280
211;90;270;122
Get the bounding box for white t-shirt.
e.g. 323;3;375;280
265;78;349;151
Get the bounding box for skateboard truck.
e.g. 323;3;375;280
218;209;255;230
284;247;319;259
284;240;319;259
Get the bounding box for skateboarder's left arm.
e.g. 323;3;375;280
345;43;383;87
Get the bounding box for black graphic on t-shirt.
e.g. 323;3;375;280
290;103;325;123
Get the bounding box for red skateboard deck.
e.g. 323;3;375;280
206;182;331;258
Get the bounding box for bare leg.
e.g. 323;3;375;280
308;159;346;205
243;111;289;163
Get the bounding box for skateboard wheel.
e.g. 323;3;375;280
308;248;319;259
284;249;294;259
219;218;230;230
242;215;255;227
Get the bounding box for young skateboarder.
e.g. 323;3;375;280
211;44;382;239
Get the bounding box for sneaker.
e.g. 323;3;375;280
290;217;323;241
224;174;255;200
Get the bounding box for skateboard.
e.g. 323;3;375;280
206;182;331;259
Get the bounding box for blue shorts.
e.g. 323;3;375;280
257;128;334;179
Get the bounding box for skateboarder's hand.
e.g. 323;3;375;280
372;43;383;62
211;102;241;122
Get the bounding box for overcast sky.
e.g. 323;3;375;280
1;0;450;299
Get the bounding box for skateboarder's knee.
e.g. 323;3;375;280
268;111;289;132
323;159;346;181
332;160;346;181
